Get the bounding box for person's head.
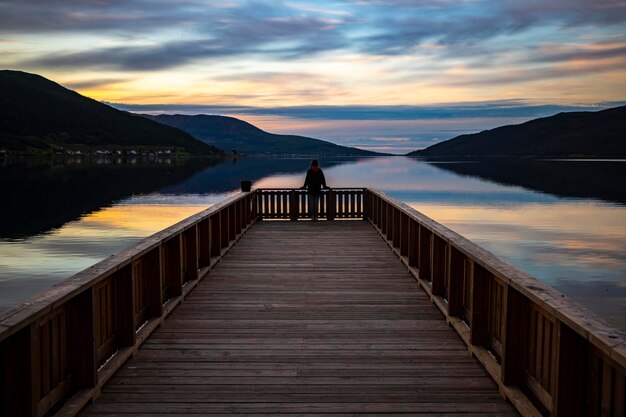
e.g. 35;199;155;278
311;159;318;167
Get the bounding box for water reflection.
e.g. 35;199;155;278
0;158;220;239
412;202;626;330
0;157;357;240
424;158;626;204
0;156;624;331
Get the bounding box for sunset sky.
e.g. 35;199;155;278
2;0;625;153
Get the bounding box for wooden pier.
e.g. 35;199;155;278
1;188;624;417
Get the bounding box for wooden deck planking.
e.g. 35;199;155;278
79;221;519;416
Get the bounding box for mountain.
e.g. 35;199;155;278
408;105;626;157
144;114;380;156
0;70;221;155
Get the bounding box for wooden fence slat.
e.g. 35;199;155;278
40;318;51;397
554;323;587;417
418;225;431;282
183;227;198;283
289;191;298;221
400;213;408;257
220;209;229;248
10;324;39;417
198;219;210;268
210;214;220;258
447;247;465;316
614;371;625;417
162;237;182;300
431;235;446;296
392;208;400;248
70;289;96;389
114;265;135;347
327;190;336;221
470;264;489;346
408;218;419;268
601;360;613;417
502;286;528;386
145;249;163;319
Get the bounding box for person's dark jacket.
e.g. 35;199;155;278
303;167;327;194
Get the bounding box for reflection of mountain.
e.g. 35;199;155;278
0;158;220;239
428;158;626;204
160;157;357;194
0;157;357;240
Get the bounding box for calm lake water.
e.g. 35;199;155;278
1;156;625;331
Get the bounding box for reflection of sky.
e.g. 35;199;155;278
412;202;626;330
0;195;228;309
1;157;625;330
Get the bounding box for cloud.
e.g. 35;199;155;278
112;101;611;120
5;0;626;71
349;0;626;57
13;3;352;70
532;43;626;64
371;137;411;142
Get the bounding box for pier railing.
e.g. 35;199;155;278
1;187;624;417
0;191;256;417
255;188;365;220
366;189;626;417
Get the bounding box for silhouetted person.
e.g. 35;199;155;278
301;159;327;221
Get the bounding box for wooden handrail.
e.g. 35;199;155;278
0;191;257;417
1;187;624;417
366;189;626;417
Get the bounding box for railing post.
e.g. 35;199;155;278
327;189;336;221
210;213;220;258
183;227;198;283
220;208;229;248
70;288;97;389
470;263;489;346
431;235;446;296
408;218;419;268
198;219;211;268
381;202;388;236
228;205;234;241
447;246;465;316
418;226;431;281
2;324;38;416
145;248;163;318
252;192;257;222
502;286;528;386
162;236;183;298
362;190;369;220
392;208;400;248
553;323;588;417
236;199;243;233
289;190;298;221
115;265;136;347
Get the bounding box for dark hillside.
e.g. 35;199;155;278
408;106;626;157
145;114;381;156
0;70;221;155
